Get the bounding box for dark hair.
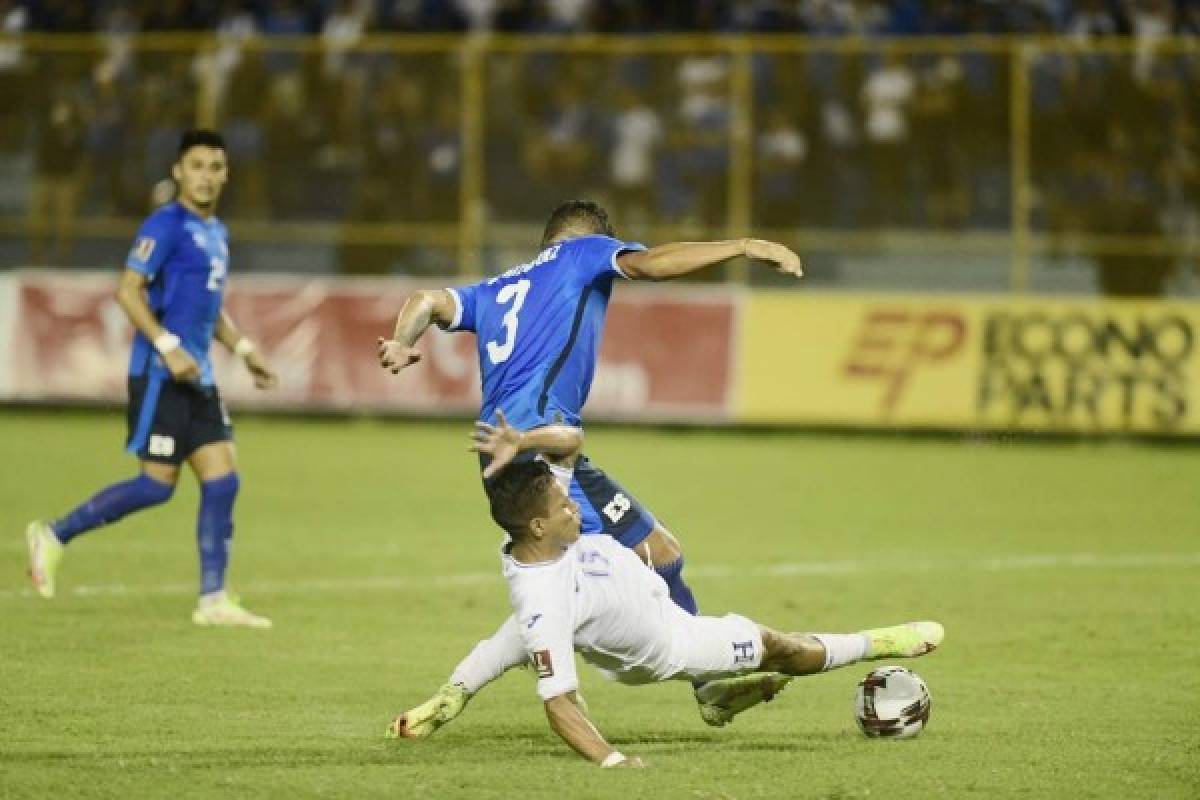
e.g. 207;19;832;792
485;460;556;541
177;129;226;159
540;200;614;248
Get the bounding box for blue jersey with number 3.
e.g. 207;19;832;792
125;202;229;387
446;235;645;430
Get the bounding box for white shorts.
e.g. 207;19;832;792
672;612;764;683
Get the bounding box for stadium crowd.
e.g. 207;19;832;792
5;0;1200;36
0;0;1195;291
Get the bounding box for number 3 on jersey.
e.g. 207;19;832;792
486;279;530;365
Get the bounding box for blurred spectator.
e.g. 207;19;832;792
81;62;132;215
861;50;915;226
1064;0;1126;37
29;94;85;264
0;0;31;150
3;0;1197;34
754;107;808;227
799;0;892;35
537;0;595;32
911;55;968;228
667;55;730;225
523;80;598;201
263;72;324;217
421;94;464;222
607;85;662;225
811;54;866;226
320;0;372;157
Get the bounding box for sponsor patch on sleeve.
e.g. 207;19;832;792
133;236;156;262
532;649;554;678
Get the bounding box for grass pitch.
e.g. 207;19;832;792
1;409;1197;799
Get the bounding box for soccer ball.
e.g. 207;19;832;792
854;666;931;739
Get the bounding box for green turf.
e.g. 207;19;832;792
1;409;1197;799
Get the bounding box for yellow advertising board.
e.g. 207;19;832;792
736;293;1200;435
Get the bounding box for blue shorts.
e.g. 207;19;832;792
125;375;233;465
479;452;658;548
568;455;657;548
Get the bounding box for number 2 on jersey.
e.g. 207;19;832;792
207;257;227;291
486;279;530;365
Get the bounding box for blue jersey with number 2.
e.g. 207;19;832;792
446;235;645;430
125;202;229;387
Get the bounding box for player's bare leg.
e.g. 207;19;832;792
188;442;271;629
758;622;945;676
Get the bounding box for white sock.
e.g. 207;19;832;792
448;615;527;694
811;633;870;671
199;589;226;606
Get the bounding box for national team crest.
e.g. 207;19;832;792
532;649;554;678
133;237;156;262
732;640;756;665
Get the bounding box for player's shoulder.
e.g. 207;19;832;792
559;234;628;255
140;201;187;233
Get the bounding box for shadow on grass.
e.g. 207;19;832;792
1;729;843;769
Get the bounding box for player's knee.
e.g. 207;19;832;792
133;473;176;506
645;525;683;567
201;472;240;502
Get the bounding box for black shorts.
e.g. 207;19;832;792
125;375;233;465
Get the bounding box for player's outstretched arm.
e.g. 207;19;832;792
617;238;802;281
544;692;644;768
378;289;457;374
114;268;200;382
471;410;583;479
216;310;277;389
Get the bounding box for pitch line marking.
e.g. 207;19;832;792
2;551;1198;601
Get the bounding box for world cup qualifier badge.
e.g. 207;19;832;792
532;650;554;678
134;236;156;262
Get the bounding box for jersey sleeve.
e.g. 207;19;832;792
570;235;646;284
443;281;482;333
521;605;578;701
125;212;177;278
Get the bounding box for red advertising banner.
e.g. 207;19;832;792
1;272;734;421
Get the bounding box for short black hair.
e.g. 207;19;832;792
540;200;614;248
485;460;556;541
177;129;226;159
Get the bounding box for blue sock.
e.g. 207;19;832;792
198;473;239;596
51;474;175;544
655;556;699;616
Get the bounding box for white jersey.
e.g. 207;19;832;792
502;534;694;700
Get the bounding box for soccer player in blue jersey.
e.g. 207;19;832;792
25;129;276;628
377;200;803;733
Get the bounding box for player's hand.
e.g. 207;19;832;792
471;409;522;479
162;348;201;382
743;238;803;278
243;351;278;390
377;337;422;374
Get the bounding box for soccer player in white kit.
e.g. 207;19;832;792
396;416;944;767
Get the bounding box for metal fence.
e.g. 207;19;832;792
1;33;1197;294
